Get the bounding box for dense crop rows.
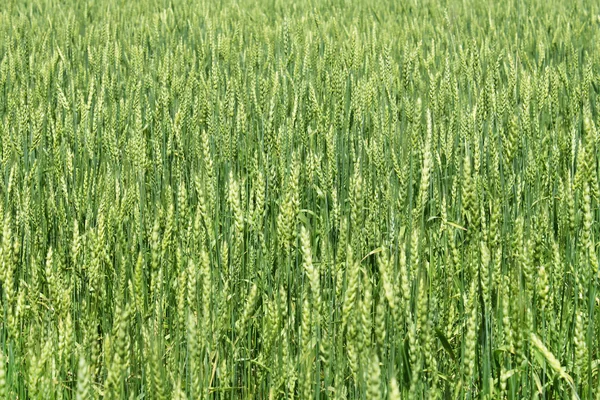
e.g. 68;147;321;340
0;0;600;398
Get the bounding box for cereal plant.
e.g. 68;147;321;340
0;0;599;398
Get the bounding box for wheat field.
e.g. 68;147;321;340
0;0;599;398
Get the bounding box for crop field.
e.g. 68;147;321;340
1;0;600;398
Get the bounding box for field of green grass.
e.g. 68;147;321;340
0;0;600;398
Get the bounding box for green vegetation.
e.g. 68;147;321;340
0;0;599;398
